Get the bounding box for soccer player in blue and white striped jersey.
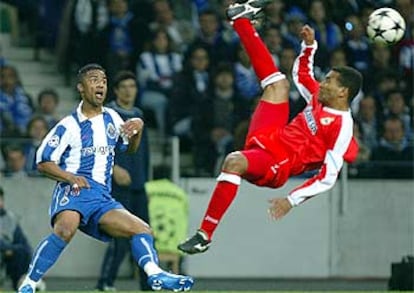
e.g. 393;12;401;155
18;64;194;293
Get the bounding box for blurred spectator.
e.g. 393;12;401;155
36;88;60;129
317;47;348;80
370;116;413;178
23;116;49;176
0;45;6;67
373;117;412;158
137;28;183;137
394;0;413;98
352;121;371;163
262;25;283;67
233;44;261;102
343;15;371;76
263;0;285;28
328;0;372;27
308;0;342;53
282;6;307;54
129;0;153;24
307;0;342;70
149;0;194;53
192;63;250;176
364;43;397;93
191;9;236;66
1;0;38;45
169;45;211;146
67;0;109;70
36;0;67;50
0;187;45;291
216;0;240;50
102;0;150;82
0;65;34;137
372;70;399;112
1;144;27;178
383;90;412;140
356;94;381;150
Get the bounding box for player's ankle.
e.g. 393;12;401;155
197;229;210;241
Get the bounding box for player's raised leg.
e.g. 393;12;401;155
178;0;290;255
99;209;194;291
229;0;289;104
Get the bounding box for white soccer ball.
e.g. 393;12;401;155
366;7;406;44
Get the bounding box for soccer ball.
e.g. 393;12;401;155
366;7;406;44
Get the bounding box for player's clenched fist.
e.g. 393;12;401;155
68;174;90;196
300;25;315;46
120;117;143;138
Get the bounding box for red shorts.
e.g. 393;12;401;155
241;100;291;188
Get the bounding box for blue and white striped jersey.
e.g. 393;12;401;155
36;102;127;187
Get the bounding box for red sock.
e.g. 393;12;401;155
233;18;279;80
200;180;240;240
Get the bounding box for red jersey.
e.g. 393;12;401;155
249;41;359;206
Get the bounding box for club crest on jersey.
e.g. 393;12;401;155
106;123;117;139
47;134;60;148
320;117;335;125
303;106;317;135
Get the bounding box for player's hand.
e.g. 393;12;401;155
67;174;90;196
300;25;315;46
120;118;144;139
268;197;293;220
113;165;131;186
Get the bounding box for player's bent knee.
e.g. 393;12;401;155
53;212;80;242
222;151;247;174
53;225;77;242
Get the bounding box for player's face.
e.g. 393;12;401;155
78;70;107;107
318;70;344;106
114;78;137;105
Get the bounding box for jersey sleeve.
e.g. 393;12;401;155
36;121;72;164
287;149;343;206
287;113;356;206
292;41;320;106
107;108;129;152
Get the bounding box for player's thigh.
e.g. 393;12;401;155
99;208;151;238
246;100;289;140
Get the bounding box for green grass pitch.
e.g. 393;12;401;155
0;290;394;293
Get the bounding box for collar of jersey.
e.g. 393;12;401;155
76;101;107;122
323;106;351;115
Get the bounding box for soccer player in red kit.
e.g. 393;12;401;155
178;0;362;254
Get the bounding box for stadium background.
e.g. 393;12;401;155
0;0;413;291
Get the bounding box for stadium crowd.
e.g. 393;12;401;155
1;0;413;178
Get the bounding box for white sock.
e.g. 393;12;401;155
20;276;38;288
143;261;163;276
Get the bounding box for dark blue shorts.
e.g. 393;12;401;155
49;180;123;242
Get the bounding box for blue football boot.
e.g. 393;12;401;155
147;271;194;292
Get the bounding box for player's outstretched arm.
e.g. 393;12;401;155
292;25;319;104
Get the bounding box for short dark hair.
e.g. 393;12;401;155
332;66;363;103
37;88;59;105
77;63;105;82
212;62;233;79
113;70;137;89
